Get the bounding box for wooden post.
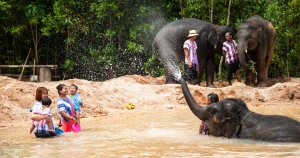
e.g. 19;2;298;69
18;48;31;81
39;67;51;82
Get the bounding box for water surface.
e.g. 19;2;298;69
0;106;299;157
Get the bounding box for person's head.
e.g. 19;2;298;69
35;87;48;101
188;30;199;41
225;31;233;41
42;97;52;107
56;84;68;96
207;93;219;104
69;84;78;95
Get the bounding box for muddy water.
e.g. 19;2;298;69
0;106;299;157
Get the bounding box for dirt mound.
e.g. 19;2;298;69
0;75;299;125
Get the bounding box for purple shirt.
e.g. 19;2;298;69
222;40;238;64
183;39;199;71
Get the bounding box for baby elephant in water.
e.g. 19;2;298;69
178;77;300;142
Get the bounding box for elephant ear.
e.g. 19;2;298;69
255;25;264;43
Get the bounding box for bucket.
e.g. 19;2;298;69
30;75;38;82
72;123;81;133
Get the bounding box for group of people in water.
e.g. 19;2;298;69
29;84;83;138
184;30;241;85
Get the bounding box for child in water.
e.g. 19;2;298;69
199;93;219;135
67;84;83;124
30;97;55;134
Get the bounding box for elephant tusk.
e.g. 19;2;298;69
214;45;217;49
213;116;221;124
245;49;248;53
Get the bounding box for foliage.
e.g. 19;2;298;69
0;0;299;80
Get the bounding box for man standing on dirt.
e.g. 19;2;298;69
183;30;199;84
222;32;241;85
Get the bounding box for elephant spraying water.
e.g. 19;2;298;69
153;18;231;87
175;75;300;142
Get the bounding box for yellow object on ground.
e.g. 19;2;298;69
124;102;136;110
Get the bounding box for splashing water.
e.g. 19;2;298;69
166;60;181;81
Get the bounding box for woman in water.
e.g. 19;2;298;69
56;84;77;132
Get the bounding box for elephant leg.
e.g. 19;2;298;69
196;60;206;85
265;27;276;78
264;42;276;83
256;47;268;86
205;57;215;87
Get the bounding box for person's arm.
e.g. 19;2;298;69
222;50;226;58
58;103;77;122
184;48;192;68
59;111;77;122
31;114;45;121
222;44;227;59
78;95;83;107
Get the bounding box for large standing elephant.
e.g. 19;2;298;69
236;15;276;86
176;77;300;142
153;18;231;87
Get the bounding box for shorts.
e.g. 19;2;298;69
34;130;56;138
184;64;197;81
226;62;240;81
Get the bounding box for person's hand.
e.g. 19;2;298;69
72;117;78;123
188;62;192;68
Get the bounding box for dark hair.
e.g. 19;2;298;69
35;87;48;101
70;84;78;90
56;84;66;95
225;31;233;36
208;93;219;103
42;97;52;106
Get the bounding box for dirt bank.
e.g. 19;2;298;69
0;75;299;126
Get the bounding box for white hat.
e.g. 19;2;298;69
188;30;199;37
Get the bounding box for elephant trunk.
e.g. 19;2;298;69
237;43;250;69
178;77;208;121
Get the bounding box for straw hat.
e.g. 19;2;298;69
188;30;199;37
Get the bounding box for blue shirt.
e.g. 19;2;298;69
57;98;75;121
67;93;82;111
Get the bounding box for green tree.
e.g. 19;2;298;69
25;2;46;64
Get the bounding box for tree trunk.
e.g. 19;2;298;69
30;24;39;64
179;0;183;12
218;0;232;80
286;38;289;77
35;24;38;64
210;0;213;23
226;0;232;25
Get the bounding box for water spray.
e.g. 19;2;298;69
166;60;182;81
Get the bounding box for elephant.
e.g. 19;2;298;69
176;77;300;142
236;15;276;86
153;18;231;87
